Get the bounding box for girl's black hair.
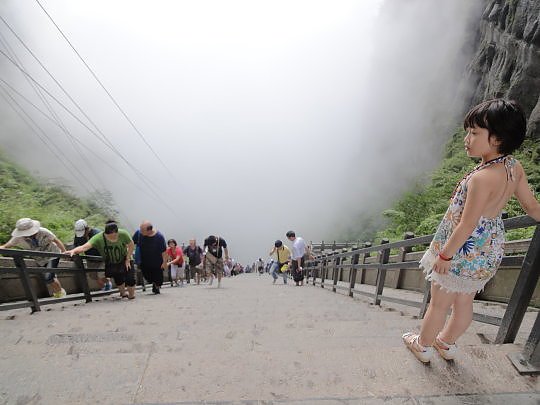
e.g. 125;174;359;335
463;99;526;154
167;239;177;246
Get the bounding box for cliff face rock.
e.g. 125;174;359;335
467;0;540;139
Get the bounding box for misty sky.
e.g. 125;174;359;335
0;0;483;264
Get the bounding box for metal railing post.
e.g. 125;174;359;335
332;254;341;293
313;257;319;286
360;242;371;284
374;239;390;306
396;232;414;289
496;225;540;344
13;255;40;313
508;311;540;374
321;254;327;288
348;247;360;297
73;255;92;303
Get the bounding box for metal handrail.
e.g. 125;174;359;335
305;215;540;374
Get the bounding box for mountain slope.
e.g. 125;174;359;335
0;153;114;243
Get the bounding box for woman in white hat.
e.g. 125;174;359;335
0;218;67;298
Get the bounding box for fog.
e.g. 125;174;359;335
0;0;483;264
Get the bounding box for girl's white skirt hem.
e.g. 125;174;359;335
419;250;490;294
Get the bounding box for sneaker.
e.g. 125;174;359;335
217;281;221;288
273;279;276;284
53;288;67;299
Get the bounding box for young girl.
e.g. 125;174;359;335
403;99;540;363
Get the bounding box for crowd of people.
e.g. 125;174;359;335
0;217;241;300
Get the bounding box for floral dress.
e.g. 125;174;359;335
420;155;516;294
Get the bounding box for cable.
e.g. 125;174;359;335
35;0;179;180
0;84;94;193
0;48;171;202
0;28;102;191
0;14;119;152
0;76;178;215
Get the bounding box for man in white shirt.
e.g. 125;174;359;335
286;230;307;286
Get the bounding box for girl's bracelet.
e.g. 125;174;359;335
438;253;452;261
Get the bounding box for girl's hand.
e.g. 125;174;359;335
432;256;451;275
125;258;131;270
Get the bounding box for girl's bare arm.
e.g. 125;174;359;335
514;163;540;221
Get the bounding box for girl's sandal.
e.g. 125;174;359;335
434;335;457;360
402;332;433;363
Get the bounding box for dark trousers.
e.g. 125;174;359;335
292;257;305;282
141;264;164;287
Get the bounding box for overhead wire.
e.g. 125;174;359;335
0;84;94;194
0;27;101;192
0;47;174;206
0;76;178;216
0;9;181;218
0;14;120;153
0;14;165;199
35;0;179;181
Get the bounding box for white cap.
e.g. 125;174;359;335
74;219;88;237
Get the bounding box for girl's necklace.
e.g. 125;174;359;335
450;155;507;200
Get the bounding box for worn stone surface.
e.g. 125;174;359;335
0;275;538;404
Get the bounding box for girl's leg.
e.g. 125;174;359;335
418;283;456;346
438;292;475;344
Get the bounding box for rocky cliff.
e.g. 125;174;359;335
467;0;540;139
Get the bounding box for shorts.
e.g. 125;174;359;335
192;263;203;274
105;262;136;287
205;258;224;276
171;264;185;279
42;257;60;284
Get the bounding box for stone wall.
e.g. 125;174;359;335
466;0;540;138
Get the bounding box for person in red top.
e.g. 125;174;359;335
166;239;185;287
